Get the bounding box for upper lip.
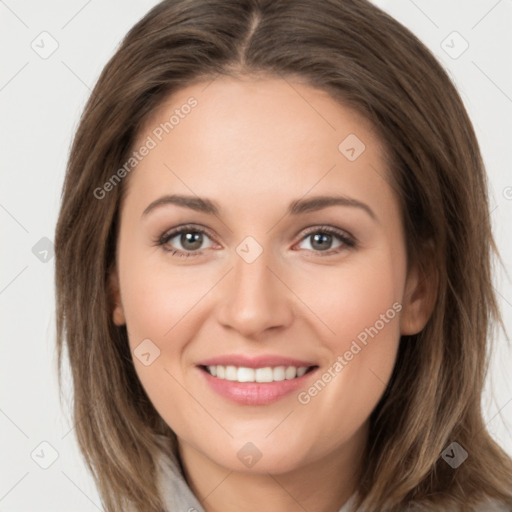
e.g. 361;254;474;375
197;354;317;369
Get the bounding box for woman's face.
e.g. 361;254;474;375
110;76;430;474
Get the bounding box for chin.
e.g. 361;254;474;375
198;436;314;475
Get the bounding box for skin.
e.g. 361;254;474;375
109;75;435;512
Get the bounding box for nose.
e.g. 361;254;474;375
215;247;295;339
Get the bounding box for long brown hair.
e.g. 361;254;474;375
54;0;512;510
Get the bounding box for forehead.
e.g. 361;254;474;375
124;76;391;217
139;75;384;157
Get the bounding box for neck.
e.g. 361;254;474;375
177;423;367;512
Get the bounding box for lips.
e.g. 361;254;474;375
196;354;319;405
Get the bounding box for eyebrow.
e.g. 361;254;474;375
141;194;377;221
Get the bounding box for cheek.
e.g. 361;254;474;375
118;259;203;428
297;253;402;352
293;253;403;431
119;254;206;352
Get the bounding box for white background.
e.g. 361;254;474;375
1;0;511;510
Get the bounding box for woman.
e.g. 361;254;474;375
54;0;512;510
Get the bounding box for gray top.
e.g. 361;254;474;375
152;435;509;512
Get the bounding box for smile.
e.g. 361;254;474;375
203;364;316;383
198;362;319;405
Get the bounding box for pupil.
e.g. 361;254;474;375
182;232;202;250
311;233;331;251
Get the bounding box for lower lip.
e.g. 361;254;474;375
198;367;317;405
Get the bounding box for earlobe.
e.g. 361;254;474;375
400;257;438;336
113;302;126;326
108;267;126;326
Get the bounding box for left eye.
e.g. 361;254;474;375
160;228;214;253
297;231;344;252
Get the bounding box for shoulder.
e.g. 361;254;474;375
473;499;511;512
344;494;511;512
153;434;206;512
338;492;359;512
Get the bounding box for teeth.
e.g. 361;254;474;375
273;366;286;381
225;365;237;381
206;365;311;382
297;367;308;377
237;367;255;382
255;367;273;383
285;366;297;380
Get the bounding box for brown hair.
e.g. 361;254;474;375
54;0;512;510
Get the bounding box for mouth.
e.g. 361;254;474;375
199;364;317;383
196;356;319;405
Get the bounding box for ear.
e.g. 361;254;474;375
107;266;126;326
400;251;438;336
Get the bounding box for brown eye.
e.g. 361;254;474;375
175;231;204;251
296;227;355;255
308;232;336;251
158;225;215;256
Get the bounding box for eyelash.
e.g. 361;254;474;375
155;224;356;258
